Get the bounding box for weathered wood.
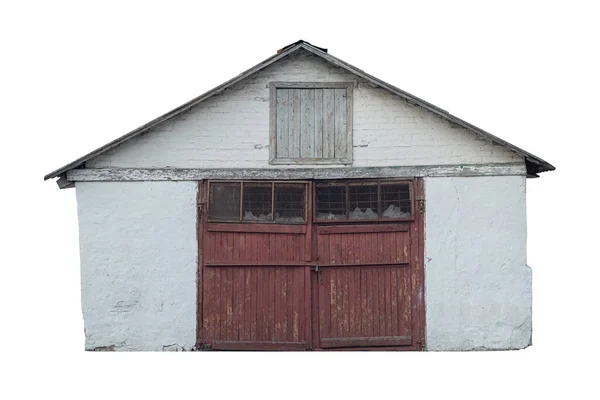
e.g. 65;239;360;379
67;162;527;181
300;89;315;158
345;83;354;161
56;174;74;189
289;89;301;158
210;340;306;350
318;224;409;235
323;89;335;158
320;336;412;348
207;223;306;234
268;82;354;164
314;89;323;158
334;88;347;159
269;82;353;89
276;89;289;158
315;262;409;268
206;261;314;267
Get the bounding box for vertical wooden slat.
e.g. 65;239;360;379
323;88;335;158
268;263;275;341
366;268;374;337
204;269;213;340
314;88;323;158
384;267;392;337
224;268;231;340
280;268;288;341
289;89;301;158
390;266;399;336
241;267;251;341
276;89;290;158
300;89;315;158
401;268;411;337
360;264;367;339
231;264;238;341
286;268;294;342
334;88;347;158
372;266;380;337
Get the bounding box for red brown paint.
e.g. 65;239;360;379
197;179;425;350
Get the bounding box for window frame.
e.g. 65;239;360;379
207;180;309;225
313;179;415;224
269;81;354;165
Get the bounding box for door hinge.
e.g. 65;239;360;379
418;199;425;214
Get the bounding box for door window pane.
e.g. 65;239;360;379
274;183;306;224
242;183;273;222
209;182;241;221
316;184;347;220
381;183;411;218
348;183;379;220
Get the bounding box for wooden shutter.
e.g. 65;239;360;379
270;82;353;164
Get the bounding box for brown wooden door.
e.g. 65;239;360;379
313;181;425;350
201;223;311;350
198;179;424;351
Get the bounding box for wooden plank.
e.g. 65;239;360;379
334;88;347;158
289;88;301;158
206;261;316;267
241;267;251;341
276;89;290;158
320;336;412;348
211;341;307;351
250;267;258;341
300;89;315;158
390;266;399;336
268;82;354;89
268;261;275;341
415;178;426;349
372;260;381;337
196;182;204;346
232;267;241;341
314;89;324;158
323;89;335;158
357;264;366;338
214;251;222;339
342;268;350;337
280;268;288;341
225;267;233;340
345;83;354;163
207;223;306;234
318;224;409;234
67;163;528;181
313;262;409;268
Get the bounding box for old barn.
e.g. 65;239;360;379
45;40;554;351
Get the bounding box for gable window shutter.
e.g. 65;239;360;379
270;82;353;164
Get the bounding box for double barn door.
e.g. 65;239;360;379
199;180;424;350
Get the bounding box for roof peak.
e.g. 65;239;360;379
277;40;327;54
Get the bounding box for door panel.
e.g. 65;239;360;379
202;227;309;350
316;224;414;348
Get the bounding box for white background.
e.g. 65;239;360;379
2;0;598;398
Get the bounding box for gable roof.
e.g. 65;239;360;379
44;40;554;181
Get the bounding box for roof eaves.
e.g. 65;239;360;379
297;43;555;173
44;42;308;180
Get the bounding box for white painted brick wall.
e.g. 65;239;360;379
76;181;198;351
88;49;522;169
425;176;531;350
